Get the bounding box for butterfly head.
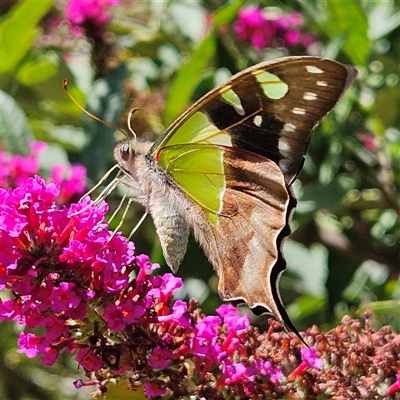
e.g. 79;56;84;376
114;139;153;180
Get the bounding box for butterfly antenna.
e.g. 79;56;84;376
127;107;140;142
62;79;133;140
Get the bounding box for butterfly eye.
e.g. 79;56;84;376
120;143;130;161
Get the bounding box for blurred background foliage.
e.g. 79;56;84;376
0;0;399;399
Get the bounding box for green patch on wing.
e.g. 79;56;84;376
157;145;225;224
157;111;232;150
220;87;244;114
253;71;289;99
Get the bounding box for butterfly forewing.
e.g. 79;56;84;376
152;56;357;185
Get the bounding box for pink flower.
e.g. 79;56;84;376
234;6;317;50
51;164;87;204
17;332;41;358
104;300;145;331
66;0;119;37
143;381;166;398
157;300;191;328
301;347;323;369
217;304;249;334
384;371;400;396
195;315;221;342
0;142;86;204
284;29;301;46
234;6;271;49
288;347;323;380
191;337;221;362
0;176;136;365
76;347;104;371
149;346;174;369
258;360;284;384
217;359;247;387
30;141;48;155
8;154;40;185
136;253;160;274
49;282;82;312
148;272;183;302
101;268;129;292
37;341;60;366
39;315;69;342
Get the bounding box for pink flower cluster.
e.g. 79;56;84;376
234;6;316;50
66;0;119;37
0;141;86;205
2;178;398;399
0;176;135;366
0;176;326;399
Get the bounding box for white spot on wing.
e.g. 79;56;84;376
283;122;296;132
253;115;262;127
279;138;290;156
317;81;328;87
279;158;291;174
292;107;305;115
303;92;318;101
306;65;323;74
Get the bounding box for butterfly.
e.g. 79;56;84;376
114;56;357;340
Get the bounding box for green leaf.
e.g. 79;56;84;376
287;294;326;321
0;90;33;154
285;241;328;297
30;120;87;152
368;1;400;40
321;1;371;65
212;1;243;27
169;2;207;42
16;53;58;86
358;300;400;315
163;2;242;125
4;55;84;126
358;299;400;330
163;33;216;126
37;143;70;173
0;0;54;75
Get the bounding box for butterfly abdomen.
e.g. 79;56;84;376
141;154;191;273
152;205;190;273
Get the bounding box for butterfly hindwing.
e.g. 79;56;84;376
204;149;291;316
